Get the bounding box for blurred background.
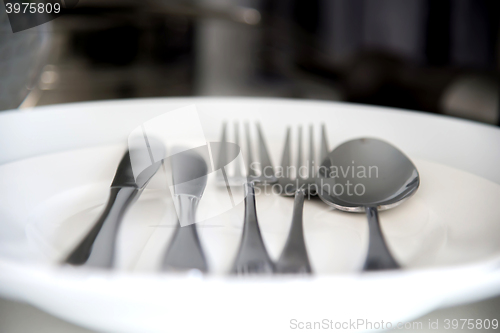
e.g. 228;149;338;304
1;0;500;125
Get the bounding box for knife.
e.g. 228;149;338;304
65;150;162;268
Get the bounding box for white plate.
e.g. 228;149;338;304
1;98;500;333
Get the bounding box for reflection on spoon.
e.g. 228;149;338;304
316;138;420;271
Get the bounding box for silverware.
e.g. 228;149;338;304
277;125;329;196
275;125;329;274
231;182;275;275
216;122;277;186
162;148;209;272
65;150;162;268
215;122;276;275
317;138;420;271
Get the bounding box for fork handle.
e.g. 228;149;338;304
231;182;274;274
276;189;312;274
363;206;400;271
64;187;139;267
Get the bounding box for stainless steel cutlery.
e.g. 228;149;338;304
231;182;275;275
317;138;420;270
277;125;329;196
161;148;209;272
275;125;330;274
65;150;162;268
64;122;418;275
216;122;277;186
216;122;277;275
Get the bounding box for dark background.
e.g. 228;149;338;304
2;0;500;125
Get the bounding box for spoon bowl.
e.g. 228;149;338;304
317;138;420;270
162;147;210;272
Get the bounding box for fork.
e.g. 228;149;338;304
231;182;275;275
275;124;329;274
216;122;277;186
217;122;276;275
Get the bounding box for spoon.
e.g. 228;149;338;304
316;138;419;271
162;147;209;272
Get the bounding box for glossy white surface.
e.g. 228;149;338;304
0;98;500;332
2;145;500;273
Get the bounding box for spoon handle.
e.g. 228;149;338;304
363;206;400;271
162;196;208;272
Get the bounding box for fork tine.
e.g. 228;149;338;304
280;127;291;177
296;126;303;179
308;125;314;179
233;122;243;178
256;123;275;179
215;122;227;171
244;122;256;178
320;123;329;165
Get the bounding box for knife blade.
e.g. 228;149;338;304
65;149;162;268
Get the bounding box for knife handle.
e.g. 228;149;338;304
64;187;139;268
